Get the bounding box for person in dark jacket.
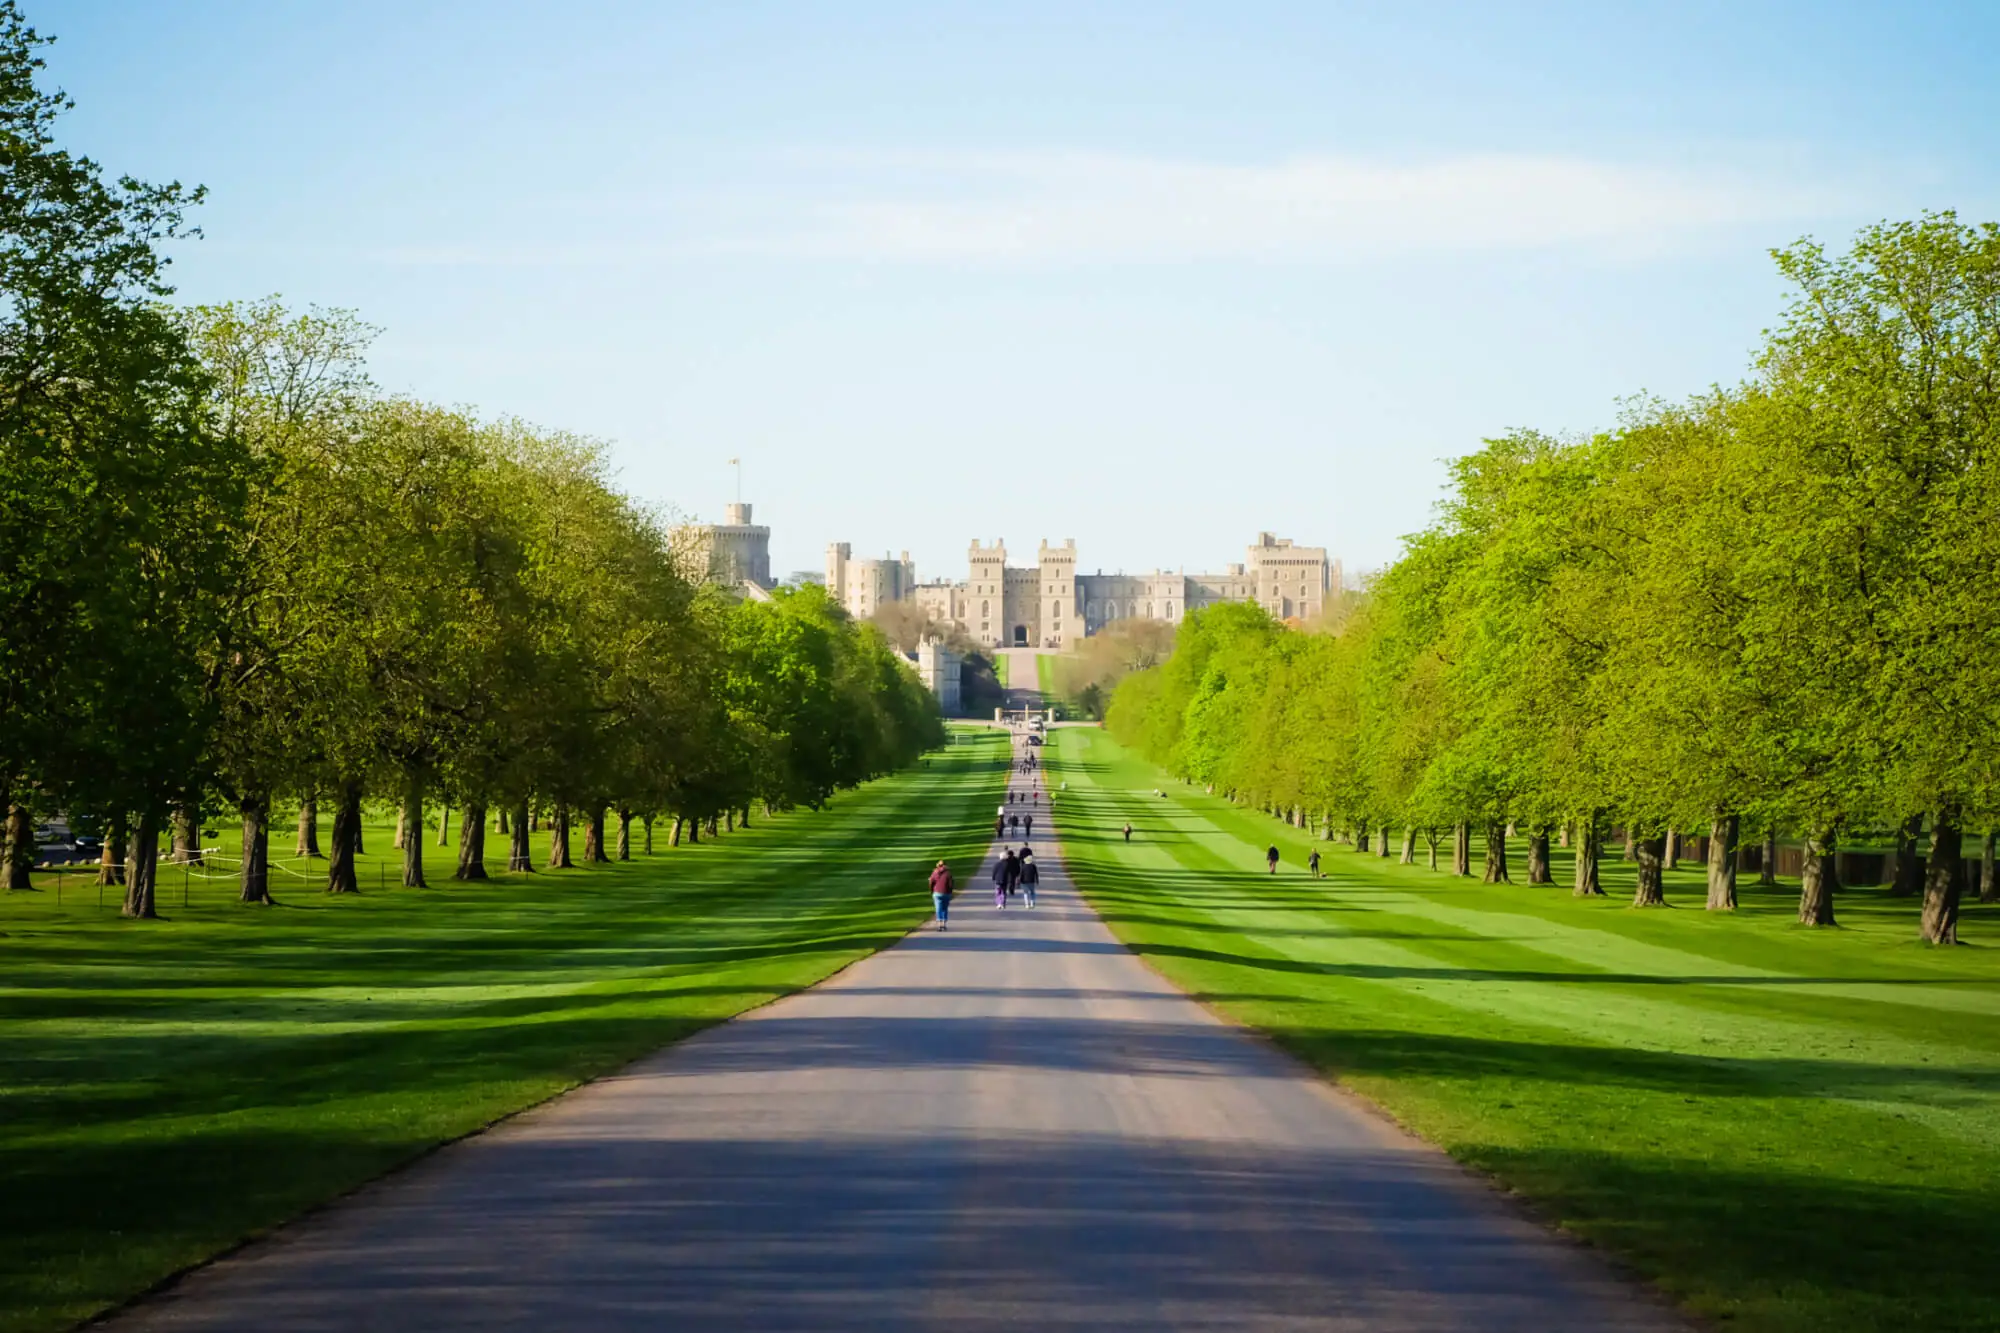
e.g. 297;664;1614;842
1019;846;1040;907
1266;845;1280;873
993;849;1015;908
928;860;955;929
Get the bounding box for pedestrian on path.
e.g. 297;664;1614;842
1266;845;1280;874
1019;847;1039;907
1024;814;1034;839
995;815;1005;838
928;860;955;930
993;850;1015;908
1122;822;1133;843
1307;848;1322;878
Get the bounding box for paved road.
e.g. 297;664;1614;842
109;734;1684;1332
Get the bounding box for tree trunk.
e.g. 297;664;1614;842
643;814;654;855
1482;822;1510;884
583;806;608;863
616;807;632;861
3;802;31;889
1451;823;1470;876
297;794;322;858
95;813;125;885
1920;810;1963;946
1663;827;1679;870
122;808;160;918
1356;825;1370;853
508;798;533;872
401;774;427;888
1574;814;1603;896
1559;821;1571;849
1526;827;1551;885
1632;834;1666;906
1377;824;1391;858
457;802;489;881
740;805;751;830
393;805;406;850
1622;827;1635;860
725;809;735;834
1797;828;1837;926
496;806;509;835
1982;832;1997;905
1759;825;1778;888
326;783;361;893
1400;827;1416;864
530;807;540;832
1425;828;1439;871
172;799;202;867
671;815;684;847
238;795;272;904
437;804;450;846
548;802;573;868
1888;814;1923;897
1706;811;1739;911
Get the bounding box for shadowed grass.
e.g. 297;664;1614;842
0;728;1005;1333
1047;726;2000;1333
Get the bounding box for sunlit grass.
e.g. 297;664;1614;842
1048;726;2000;1333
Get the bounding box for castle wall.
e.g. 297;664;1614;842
826;529;1335;644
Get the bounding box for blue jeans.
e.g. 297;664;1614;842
933;892;950;922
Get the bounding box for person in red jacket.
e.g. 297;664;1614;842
928;860;955;930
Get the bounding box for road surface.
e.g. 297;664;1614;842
107;732;1683;1332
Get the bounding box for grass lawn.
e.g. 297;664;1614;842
1035;651;1062;705
1047;726;2000;1333
993;651;1009;687
0;727;1005;1333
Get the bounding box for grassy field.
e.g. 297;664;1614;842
0;728;1004;1333
1047;726;2000;1333
993;651;1009;687
1034;651;1062;705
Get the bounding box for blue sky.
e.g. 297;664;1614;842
44;1;2000;580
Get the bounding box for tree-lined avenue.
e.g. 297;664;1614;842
97;724;1680;1332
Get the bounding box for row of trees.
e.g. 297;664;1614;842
1109;212;2000;945
0;6;941;916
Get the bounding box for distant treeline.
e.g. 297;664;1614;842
1110;212;2000;945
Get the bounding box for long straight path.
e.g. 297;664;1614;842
108;731;1684;1332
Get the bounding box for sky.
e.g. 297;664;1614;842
42;1;2000;582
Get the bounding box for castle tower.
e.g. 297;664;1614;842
968;540;1007;647
1038;538;1078;649
825;542;851;606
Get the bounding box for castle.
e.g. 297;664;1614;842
825;533;1337;650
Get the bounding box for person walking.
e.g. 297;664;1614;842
1024;814;1034;839
1307;848;1322;879
1009;813;1020;834
994;815;1005;839
929;860;955;930
1266;845;1281;874
1005;847;1024;902
1019;847;1039;907
993;849;1014;908
1122;822;1133;843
